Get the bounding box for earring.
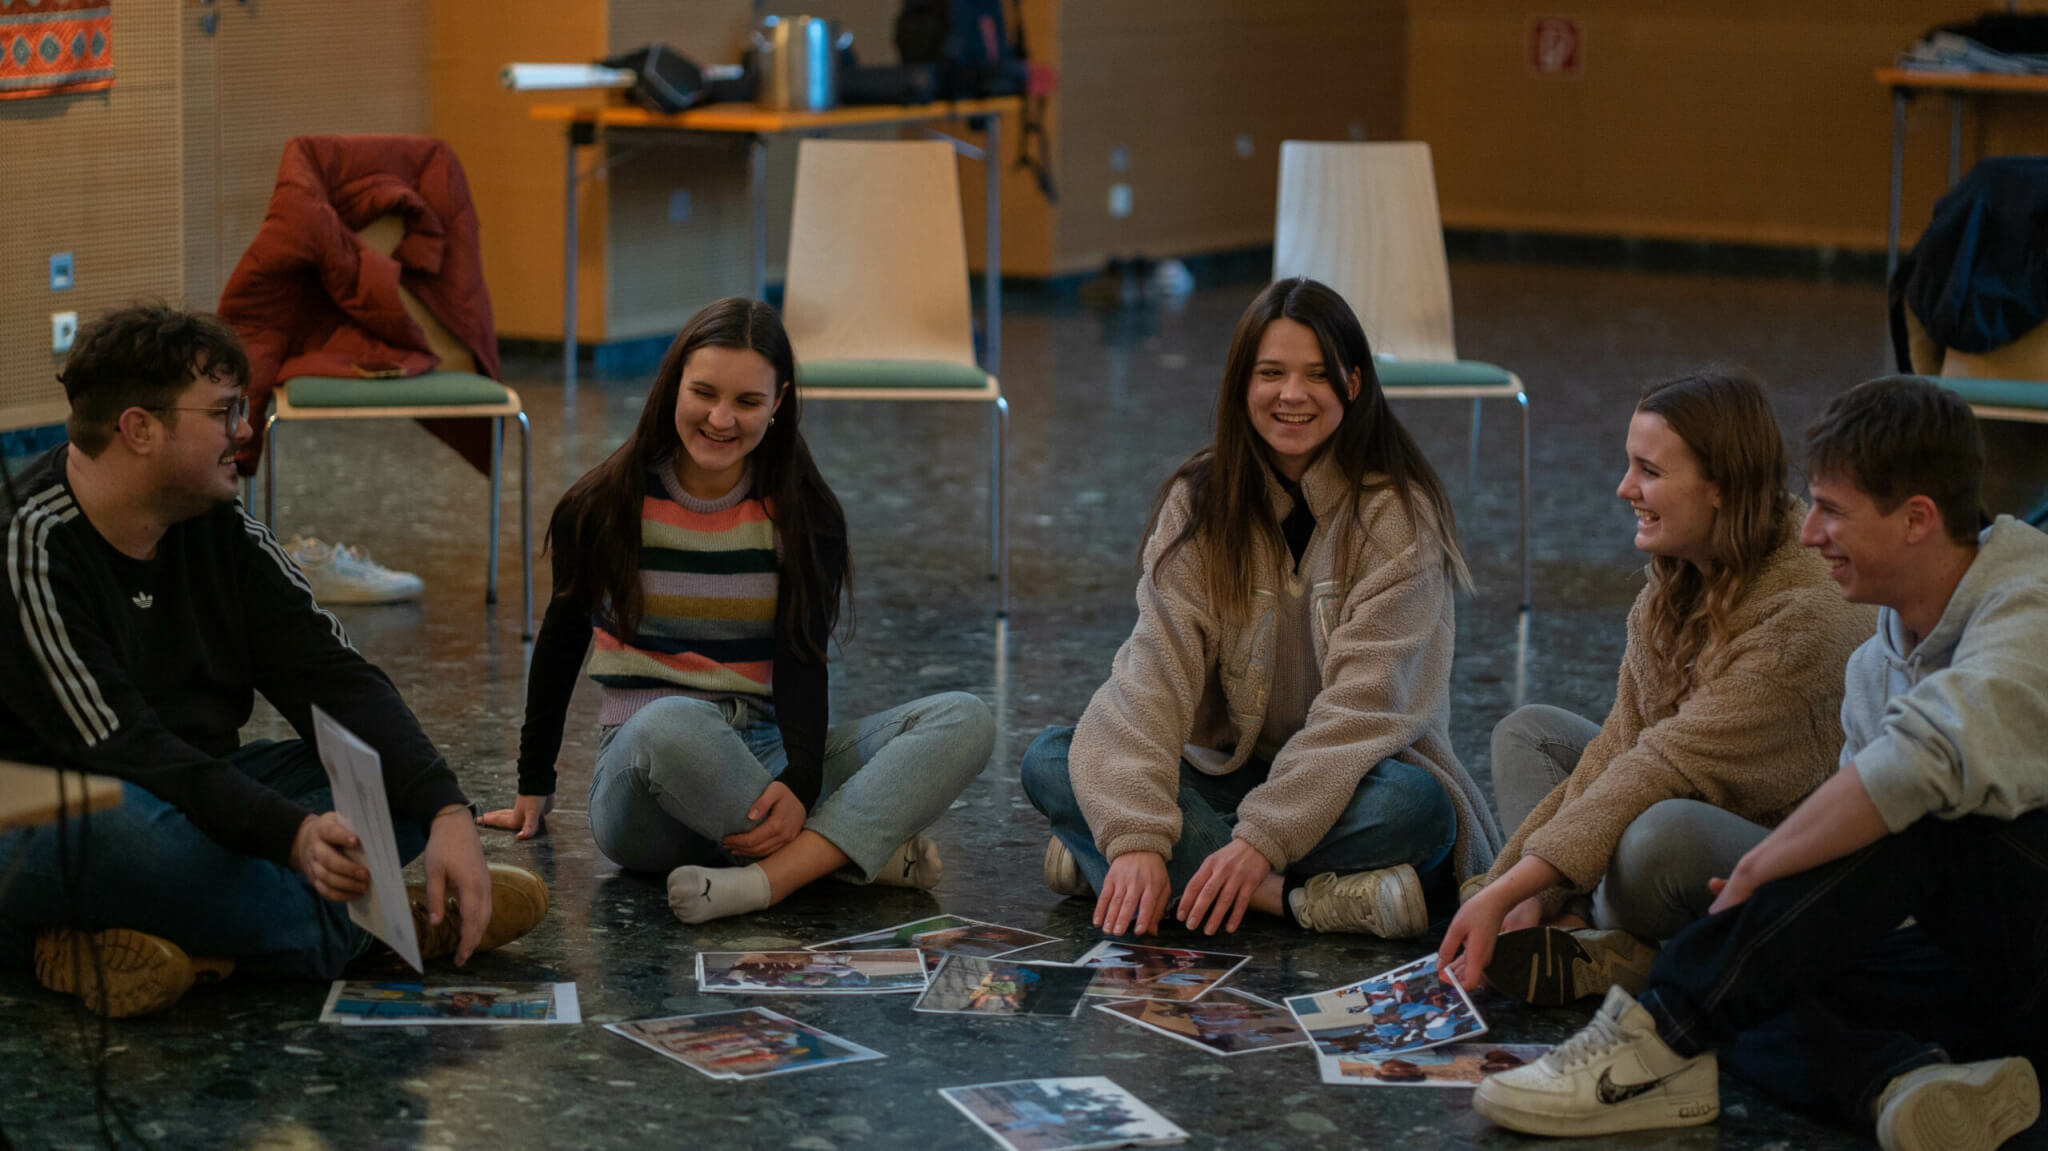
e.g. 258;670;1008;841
769;417;776;426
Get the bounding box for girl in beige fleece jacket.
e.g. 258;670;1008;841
1021;278;1503;941
1438;372;1872;1006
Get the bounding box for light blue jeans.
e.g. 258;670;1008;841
1019;725;1457;898
587;691;994;881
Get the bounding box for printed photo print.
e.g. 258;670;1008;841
1284;954;1485;1057
940;1076;1188;1151
807;915;980;952
910;923;1062;960
696;949;928;994
319;981;580;1025
1321;1042;1553;1087
914;956;1095;1018
606;1007;884;1080
1072;942;1249;1003
1093;988;1308;1056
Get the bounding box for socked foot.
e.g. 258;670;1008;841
868;835;943;890
34;927;233;1018
668;863;772;925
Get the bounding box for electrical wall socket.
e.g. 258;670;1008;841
49;252;74;291
52;311;78;355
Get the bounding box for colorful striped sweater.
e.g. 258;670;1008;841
586;465;778;721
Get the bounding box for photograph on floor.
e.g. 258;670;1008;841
1092;988;1309;1056
807;914;981;951
909;922;1062;959
1285;954;1485;1057
696;950;929;994
1321;1041;1552;1087
939;1076;1189;1151
914;956;1094;1018
318;981;581;1025
606;1007;884;1080
1071;942;1248;1003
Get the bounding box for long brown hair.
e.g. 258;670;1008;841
548;298;849;660
1635;371;1791;711
1146;278;1469;620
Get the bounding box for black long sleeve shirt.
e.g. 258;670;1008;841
0;447;467;865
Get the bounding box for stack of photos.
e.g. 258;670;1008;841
914;955;1095;1018
606;1007;884;1080
940;1077;1188;1151
1071;942;1249;1003
696;949;929;994
319;981;581;1025
1323;1042;1553;1087
909;922;1062;960
1092;988;1308;1056
1283;955;1488;1085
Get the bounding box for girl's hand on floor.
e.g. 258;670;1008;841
1177;839;1271;935
1095;851;1170;937
724;781;805;858
477;793;555;840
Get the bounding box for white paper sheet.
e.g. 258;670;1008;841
310;705;421;972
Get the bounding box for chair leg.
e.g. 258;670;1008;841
993;396;1009;617
487;416;503;606
263;412;279;529
1518;391;1532;613
518;411;533;640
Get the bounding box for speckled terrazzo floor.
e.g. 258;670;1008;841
5;260;2045;1150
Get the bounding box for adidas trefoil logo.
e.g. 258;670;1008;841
131;592;154;610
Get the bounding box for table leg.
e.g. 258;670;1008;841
1887;87;1907;288
984;113;1002;379
1948;92;1964;188
750;134;768;300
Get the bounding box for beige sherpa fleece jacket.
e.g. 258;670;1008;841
1483;505;1875;907
1068;453;1504;882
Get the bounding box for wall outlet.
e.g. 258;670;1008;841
49;252;74;291
52;311;78;355
1108;183;1133;219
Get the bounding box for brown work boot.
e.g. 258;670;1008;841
408;862;549;960
34;928;234;1018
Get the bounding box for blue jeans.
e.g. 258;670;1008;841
586;691;994;880
0;740;424;981
1018;725;1457;897
1639;809;2048;1134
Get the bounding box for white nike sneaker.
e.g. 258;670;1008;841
286;535;424;605
1876;1057;2039;1151
1474;985;1719;1137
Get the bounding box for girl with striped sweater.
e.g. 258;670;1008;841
482;299;993;924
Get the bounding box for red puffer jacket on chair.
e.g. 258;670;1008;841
218;134;501;476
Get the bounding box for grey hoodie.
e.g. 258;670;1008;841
1845;516;2048;832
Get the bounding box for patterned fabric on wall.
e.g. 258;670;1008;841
0;0;113;100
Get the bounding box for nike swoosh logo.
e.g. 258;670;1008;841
1597;1067;1681;1105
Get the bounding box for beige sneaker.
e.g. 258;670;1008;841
1487;926;1658;1007
870;835;944;889
1042;837;1090;898
409;862;550;960
34;928;233;1018
1876;1057;2039;1151
1291;864;1429;937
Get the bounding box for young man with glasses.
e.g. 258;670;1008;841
1466;377;2047;1151
0;305;545;1017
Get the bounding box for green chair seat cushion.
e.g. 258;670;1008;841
798;359;991;390
1931;376;2048;410
1372;358;1517;390
283;372;511;408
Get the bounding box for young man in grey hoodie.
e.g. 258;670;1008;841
1470;376;2048;1151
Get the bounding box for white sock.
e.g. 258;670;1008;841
667;863;772;925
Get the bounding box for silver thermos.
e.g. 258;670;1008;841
752;16;853;111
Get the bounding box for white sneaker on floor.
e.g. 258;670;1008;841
1876;1057;2039;1151
1474;985;1720;1137
286;535;424;604
1042;838;1089;898
1290;864;1429;938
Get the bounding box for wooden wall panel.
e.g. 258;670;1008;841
1053;0;1402;275
0;0;183;432
430;0;609;341
1405;1;1999;250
